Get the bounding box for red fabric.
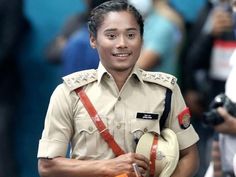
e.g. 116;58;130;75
150;135;158;177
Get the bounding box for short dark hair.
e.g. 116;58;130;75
88;0;144;38
89;0;109;10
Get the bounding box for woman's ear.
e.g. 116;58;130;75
90;34;96;49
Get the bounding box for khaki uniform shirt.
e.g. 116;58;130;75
37;63;199;159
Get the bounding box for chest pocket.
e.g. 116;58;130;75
130;88;172;149
128;118;160;150
131;119;161;138
74;117;110;158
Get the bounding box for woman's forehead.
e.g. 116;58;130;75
99;11;139;29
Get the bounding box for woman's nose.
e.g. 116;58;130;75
116;36;127;48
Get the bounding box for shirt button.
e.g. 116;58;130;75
88;126;94;132
118;97;121;101
144;128;148;132
116;123;121;129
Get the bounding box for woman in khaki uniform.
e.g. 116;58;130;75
37;1;199;177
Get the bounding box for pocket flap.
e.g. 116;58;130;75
75;118;97;134
130;119;160;135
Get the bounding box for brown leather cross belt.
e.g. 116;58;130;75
75;87;125;157
150;135;158;177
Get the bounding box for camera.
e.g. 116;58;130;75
202;93;236;126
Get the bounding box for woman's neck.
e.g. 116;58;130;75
109;69;132;91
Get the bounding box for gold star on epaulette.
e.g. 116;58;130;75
141;70;177;90
62;69;97;91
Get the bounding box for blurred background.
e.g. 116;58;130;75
2;0;232;177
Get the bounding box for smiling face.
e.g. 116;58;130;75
90;11;143;74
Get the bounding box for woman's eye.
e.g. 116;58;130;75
106;34;116;39
127;33;135;39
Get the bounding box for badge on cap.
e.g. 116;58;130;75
178;107;191;129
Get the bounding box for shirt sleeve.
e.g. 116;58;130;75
37;84;74;158
167;84;199;150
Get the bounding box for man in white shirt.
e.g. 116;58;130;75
213;50;236;177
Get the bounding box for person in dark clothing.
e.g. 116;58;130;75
184;0;236;176
0;0;29;176
45;0;109;65
184;0;234;108
61;0;110;75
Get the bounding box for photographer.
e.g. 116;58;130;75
204;14;236;176
184;0;236;175
214;107;236;134
201;1;236;176
204;44;236;177
213;47;236;177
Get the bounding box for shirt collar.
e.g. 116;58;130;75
97;62;144;84
97;62;108;84
131;64;143;83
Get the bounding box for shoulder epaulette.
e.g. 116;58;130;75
141;70;177;90
62;69;97;91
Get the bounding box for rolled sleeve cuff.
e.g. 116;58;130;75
37;139;68;158
176;125;199;150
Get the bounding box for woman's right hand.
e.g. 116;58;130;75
102;152;150;177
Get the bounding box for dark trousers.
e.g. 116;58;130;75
0;104;18;177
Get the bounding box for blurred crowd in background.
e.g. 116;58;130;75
1;0;235;177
